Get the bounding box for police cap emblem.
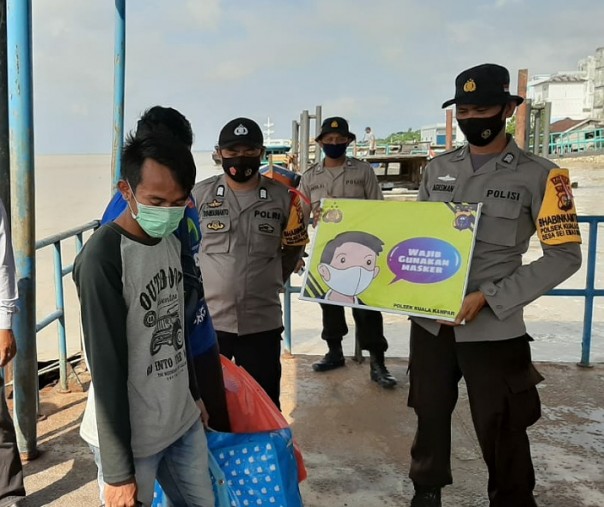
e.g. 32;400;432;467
463;79;477;93
234;124;248;136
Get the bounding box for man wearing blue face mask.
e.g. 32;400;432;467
298;117;397;389
192;118;309;410
74;132;214;507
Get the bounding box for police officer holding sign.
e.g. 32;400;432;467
407;64;582;506
192;118;308;409
299;117;397;389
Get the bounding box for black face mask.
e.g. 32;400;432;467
221;156;261;183
457;107;506;147
322;142;348;159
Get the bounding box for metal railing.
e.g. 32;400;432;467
34;220;99;390
284;216;603;367
549;127;604;155
548;216;603;366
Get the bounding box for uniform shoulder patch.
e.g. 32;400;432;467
536;168;581;245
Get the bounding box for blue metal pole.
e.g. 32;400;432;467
578;219;598;368
1;0;10;212
7;0;38;459
283;280;292;354
111;0;126;189
53;242;69;391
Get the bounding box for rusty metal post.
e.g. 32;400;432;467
515;69;528;149
314;105;322;165
445;109;453;150
299;110;310;173
533;108;541;155
7;0;38;459
290;120;299;171
523;99;532;150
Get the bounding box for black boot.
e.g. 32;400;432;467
410;484;442;507
312;341;345;372
369;351;397;388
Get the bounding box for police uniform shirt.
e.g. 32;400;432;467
414;137;582;342
191;174;307;335
298;157;383;216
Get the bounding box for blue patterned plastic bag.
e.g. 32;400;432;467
152;428;303;507
207;428;303;507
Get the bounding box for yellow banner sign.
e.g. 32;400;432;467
300;199;481;321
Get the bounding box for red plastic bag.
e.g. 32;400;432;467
220;355;308;482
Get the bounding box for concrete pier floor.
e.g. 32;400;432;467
11;356;604;507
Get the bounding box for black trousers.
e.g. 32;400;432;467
192;343;231;432
408;323;542;507
0;374;25;505
217;328;283;410
320;304;388;353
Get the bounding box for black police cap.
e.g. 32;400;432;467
442;63;524;108
218;117;264;149
316;117;356;142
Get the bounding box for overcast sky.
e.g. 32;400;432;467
29;0;604;154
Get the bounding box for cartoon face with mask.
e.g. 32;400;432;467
318;231;384;304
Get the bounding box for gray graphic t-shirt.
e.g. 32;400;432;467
74;223;199;484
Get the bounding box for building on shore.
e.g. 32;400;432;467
420;122;464;147
549;117;604;155
579;48;604;120
528;72;589;120
528;47;604;122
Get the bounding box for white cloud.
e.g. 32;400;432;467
26;0;604;153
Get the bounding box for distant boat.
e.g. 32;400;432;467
263;117;291;166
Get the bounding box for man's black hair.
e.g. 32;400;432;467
320;231;384;265
122;132;196;194
135;106;194;148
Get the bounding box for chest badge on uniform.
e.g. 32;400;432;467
216;185;225;197
259;188;268;200
207;220;226;231
258;223;275;233
437;174;456;182
206;199;223;208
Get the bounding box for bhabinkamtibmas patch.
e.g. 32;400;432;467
536;168;581;245
282;194;310;247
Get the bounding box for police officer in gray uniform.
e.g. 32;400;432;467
299;117;397;389
192;118;308;410
407;64;582;507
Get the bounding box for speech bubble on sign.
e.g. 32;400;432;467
387;237;461;284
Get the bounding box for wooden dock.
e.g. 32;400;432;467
362;153;429;191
